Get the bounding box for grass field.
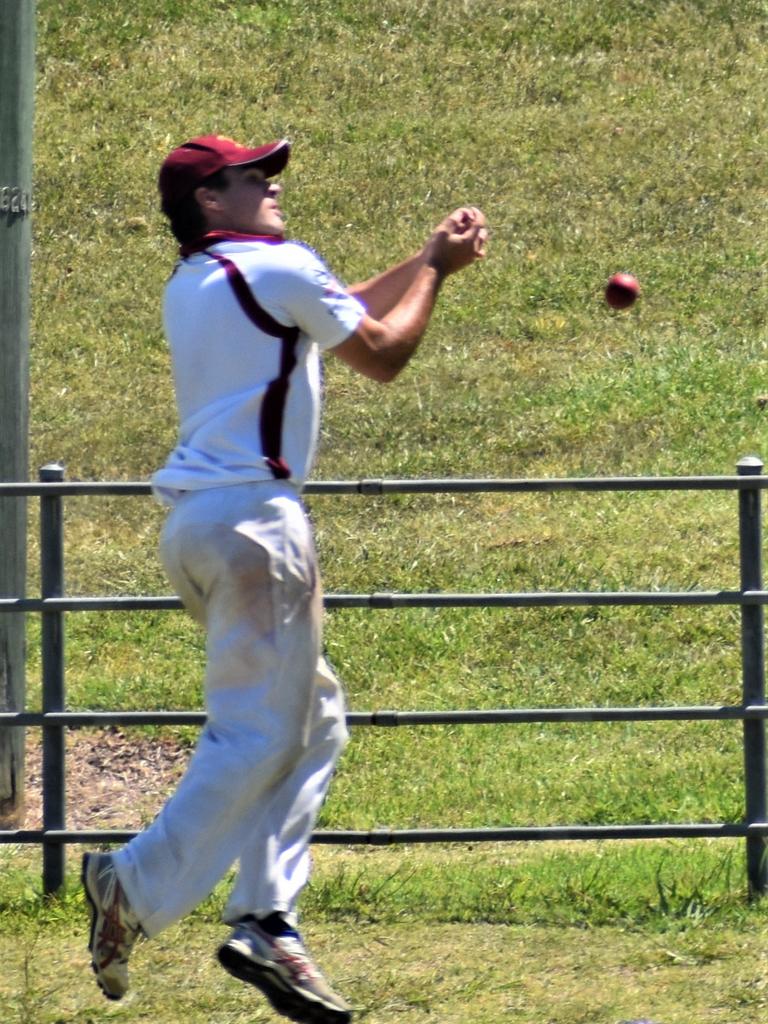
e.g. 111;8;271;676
3;0;768;1021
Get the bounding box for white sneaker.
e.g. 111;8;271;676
82;852;143;1000
218;917;352;1023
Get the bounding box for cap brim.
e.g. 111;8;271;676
229;139;291;178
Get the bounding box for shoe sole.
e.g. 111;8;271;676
217;942;351;1024
81;853;124;1002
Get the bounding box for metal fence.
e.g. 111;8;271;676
1;459;768;897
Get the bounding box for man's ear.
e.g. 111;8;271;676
194;184;222;212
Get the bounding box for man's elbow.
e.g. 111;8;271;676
336;320;413;382
369;361;402;384
367;324;419;382
369;339;413;383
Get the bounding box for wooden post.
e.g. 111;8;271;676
0;1;36;826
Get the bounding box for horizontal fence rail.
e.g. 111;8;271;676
7;823;768;848
0;460;767;897
3;705;768;728
3;590;768;613
5;474;768;496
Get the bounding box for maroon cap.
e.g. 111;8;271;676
159;135;291;213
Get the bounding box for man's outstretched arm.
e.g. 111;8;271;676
332;207;487;383
347;251;428;320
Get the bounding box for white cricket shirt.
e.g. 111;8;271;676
152;234;365;501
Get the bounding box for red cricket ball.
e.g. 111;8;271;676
605;272;640;309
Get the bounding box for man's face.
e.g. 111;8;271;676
197;166;285;236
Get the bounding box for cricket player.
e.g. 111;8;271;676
81;133;487;1024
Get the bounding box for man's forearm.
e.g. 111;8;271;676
348;250;426;319
332;205;485;383
378;260;444;348
331;261;444;382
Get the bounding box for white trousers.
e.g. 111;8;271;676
113;481;348;938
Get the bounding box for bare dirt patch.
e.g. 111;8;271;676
20;727;189;830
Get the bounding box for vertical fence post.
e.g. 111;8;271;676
40;462;65;894
737;455;768;897
0;0;35;832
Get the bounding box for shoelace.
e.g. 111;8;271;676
272;936;321;982
96;880;129;969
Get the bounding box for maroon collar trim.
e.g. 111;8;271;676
180;230;285;257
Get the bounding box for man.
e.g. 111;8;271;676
82;134;487;1024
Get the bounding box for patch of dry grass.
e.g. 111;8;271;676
0;907;766;1023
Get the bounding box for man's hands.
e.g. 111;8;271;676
424;206;488;277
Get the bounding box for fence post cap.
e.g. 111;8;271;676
39;462;65;480
737;455;764;475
